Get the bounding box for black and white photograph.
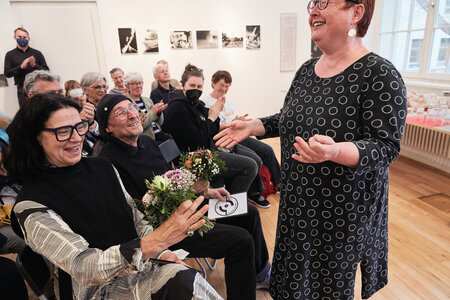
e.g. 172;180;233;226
222;30;244;48
118;28;138;54
141;29;159;53
311;40;323;58
196;30;219;49
246;25;261;49
170;31;193;49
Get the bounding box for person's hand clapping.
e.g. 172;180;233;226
151;100;168;116
292;134;340;164
29;56;36;67
20;57;32;69
208;96;225;121
80;102;95;126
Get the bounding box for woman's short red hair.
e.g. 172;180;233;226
355;0;375;37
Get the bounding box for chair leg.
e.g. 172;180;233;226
195;258;207;279
204;258;218;270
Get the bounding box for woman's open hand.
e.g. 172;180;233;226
140;196;208;260
292;134;340;164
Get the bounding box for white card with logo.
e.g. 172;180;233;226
207;192;248;219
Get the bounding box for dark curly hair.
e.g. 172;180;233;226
4;93;81;184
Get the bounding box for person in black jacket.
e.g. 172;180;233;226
162;64;271;208
4;27;49;106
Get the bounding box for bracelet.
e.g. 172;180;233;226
89;120;95;126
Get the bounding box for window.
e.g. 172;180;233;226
378;0;450;79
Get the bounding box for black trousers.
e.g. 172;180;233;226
170;222;256;300
17;85;25;107
217;204;269;276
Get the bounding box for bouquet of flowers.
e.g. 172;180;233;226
138;169;215;236
180;149;226;181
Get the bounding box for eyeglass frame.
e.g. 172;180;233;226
89;84;109;91
42;120;89;142
127;81;144;86
307;0;360;15
110;103;140;119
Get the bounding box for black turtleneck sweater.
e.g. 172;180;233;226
99;135;171;199
16;157;137;250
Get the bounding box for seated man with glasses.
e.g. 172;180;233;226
96;93;258;300
124;72;169;142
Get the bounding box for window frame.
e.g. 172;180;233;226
377;0;450;84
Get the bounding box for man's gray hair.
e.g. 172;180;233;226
123;72;143;85
23;70;62;96
152;63;166;77
80;72;107;87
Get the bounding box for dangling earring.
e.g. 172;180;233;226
348;24;357;37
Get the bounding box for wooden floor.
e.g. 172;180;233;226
5;137;450;300
185;138;450;299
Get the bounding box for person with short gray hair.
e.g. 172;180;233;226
124;72;167;141
23;70;63;99
109;68;125;95
150;61;180;104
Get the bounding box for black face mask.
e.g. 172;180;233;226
185;89;202;105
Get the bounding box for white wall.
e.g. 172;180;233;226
1;0;383;119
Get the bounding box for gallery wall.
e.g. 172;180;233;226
1;0;381;118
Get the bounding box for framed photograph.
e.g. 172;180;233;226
222;30;243;48
280;13;297;72
141;29;159;53
170;31;193;49
246;25;261;49
196;30;219;48
118;28;138;54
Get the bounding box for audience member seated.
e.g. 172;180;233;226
64;79;81;97
109;68;126;95
203;70;281;196
5;93;222;299
23;70;63;100
0;137;26;254
124;72;168;141
162;64;271;209
97;93;258;299
150;60;181;104
80;72;109;154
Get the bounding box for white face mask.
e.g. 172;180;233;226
69;88;83;98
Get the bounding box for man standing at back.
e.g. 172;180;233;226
4;27;49;107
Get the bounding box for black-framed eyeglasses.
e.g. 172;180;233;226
110;103;139;119
307;0;359;15
186;67;203;73
42;120;89;142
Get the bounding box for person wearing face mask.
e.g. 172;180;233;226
163;64;273;290
4;27;49;107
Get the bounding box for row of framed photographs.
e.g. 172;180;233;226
118;26;261;54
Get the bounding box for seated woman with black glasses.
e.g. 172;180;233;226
5;93;221;299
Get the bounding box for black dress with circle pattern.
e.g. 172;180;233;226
259;53;407;300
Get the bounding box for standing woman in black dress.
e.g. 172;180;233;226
215;0;408;299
